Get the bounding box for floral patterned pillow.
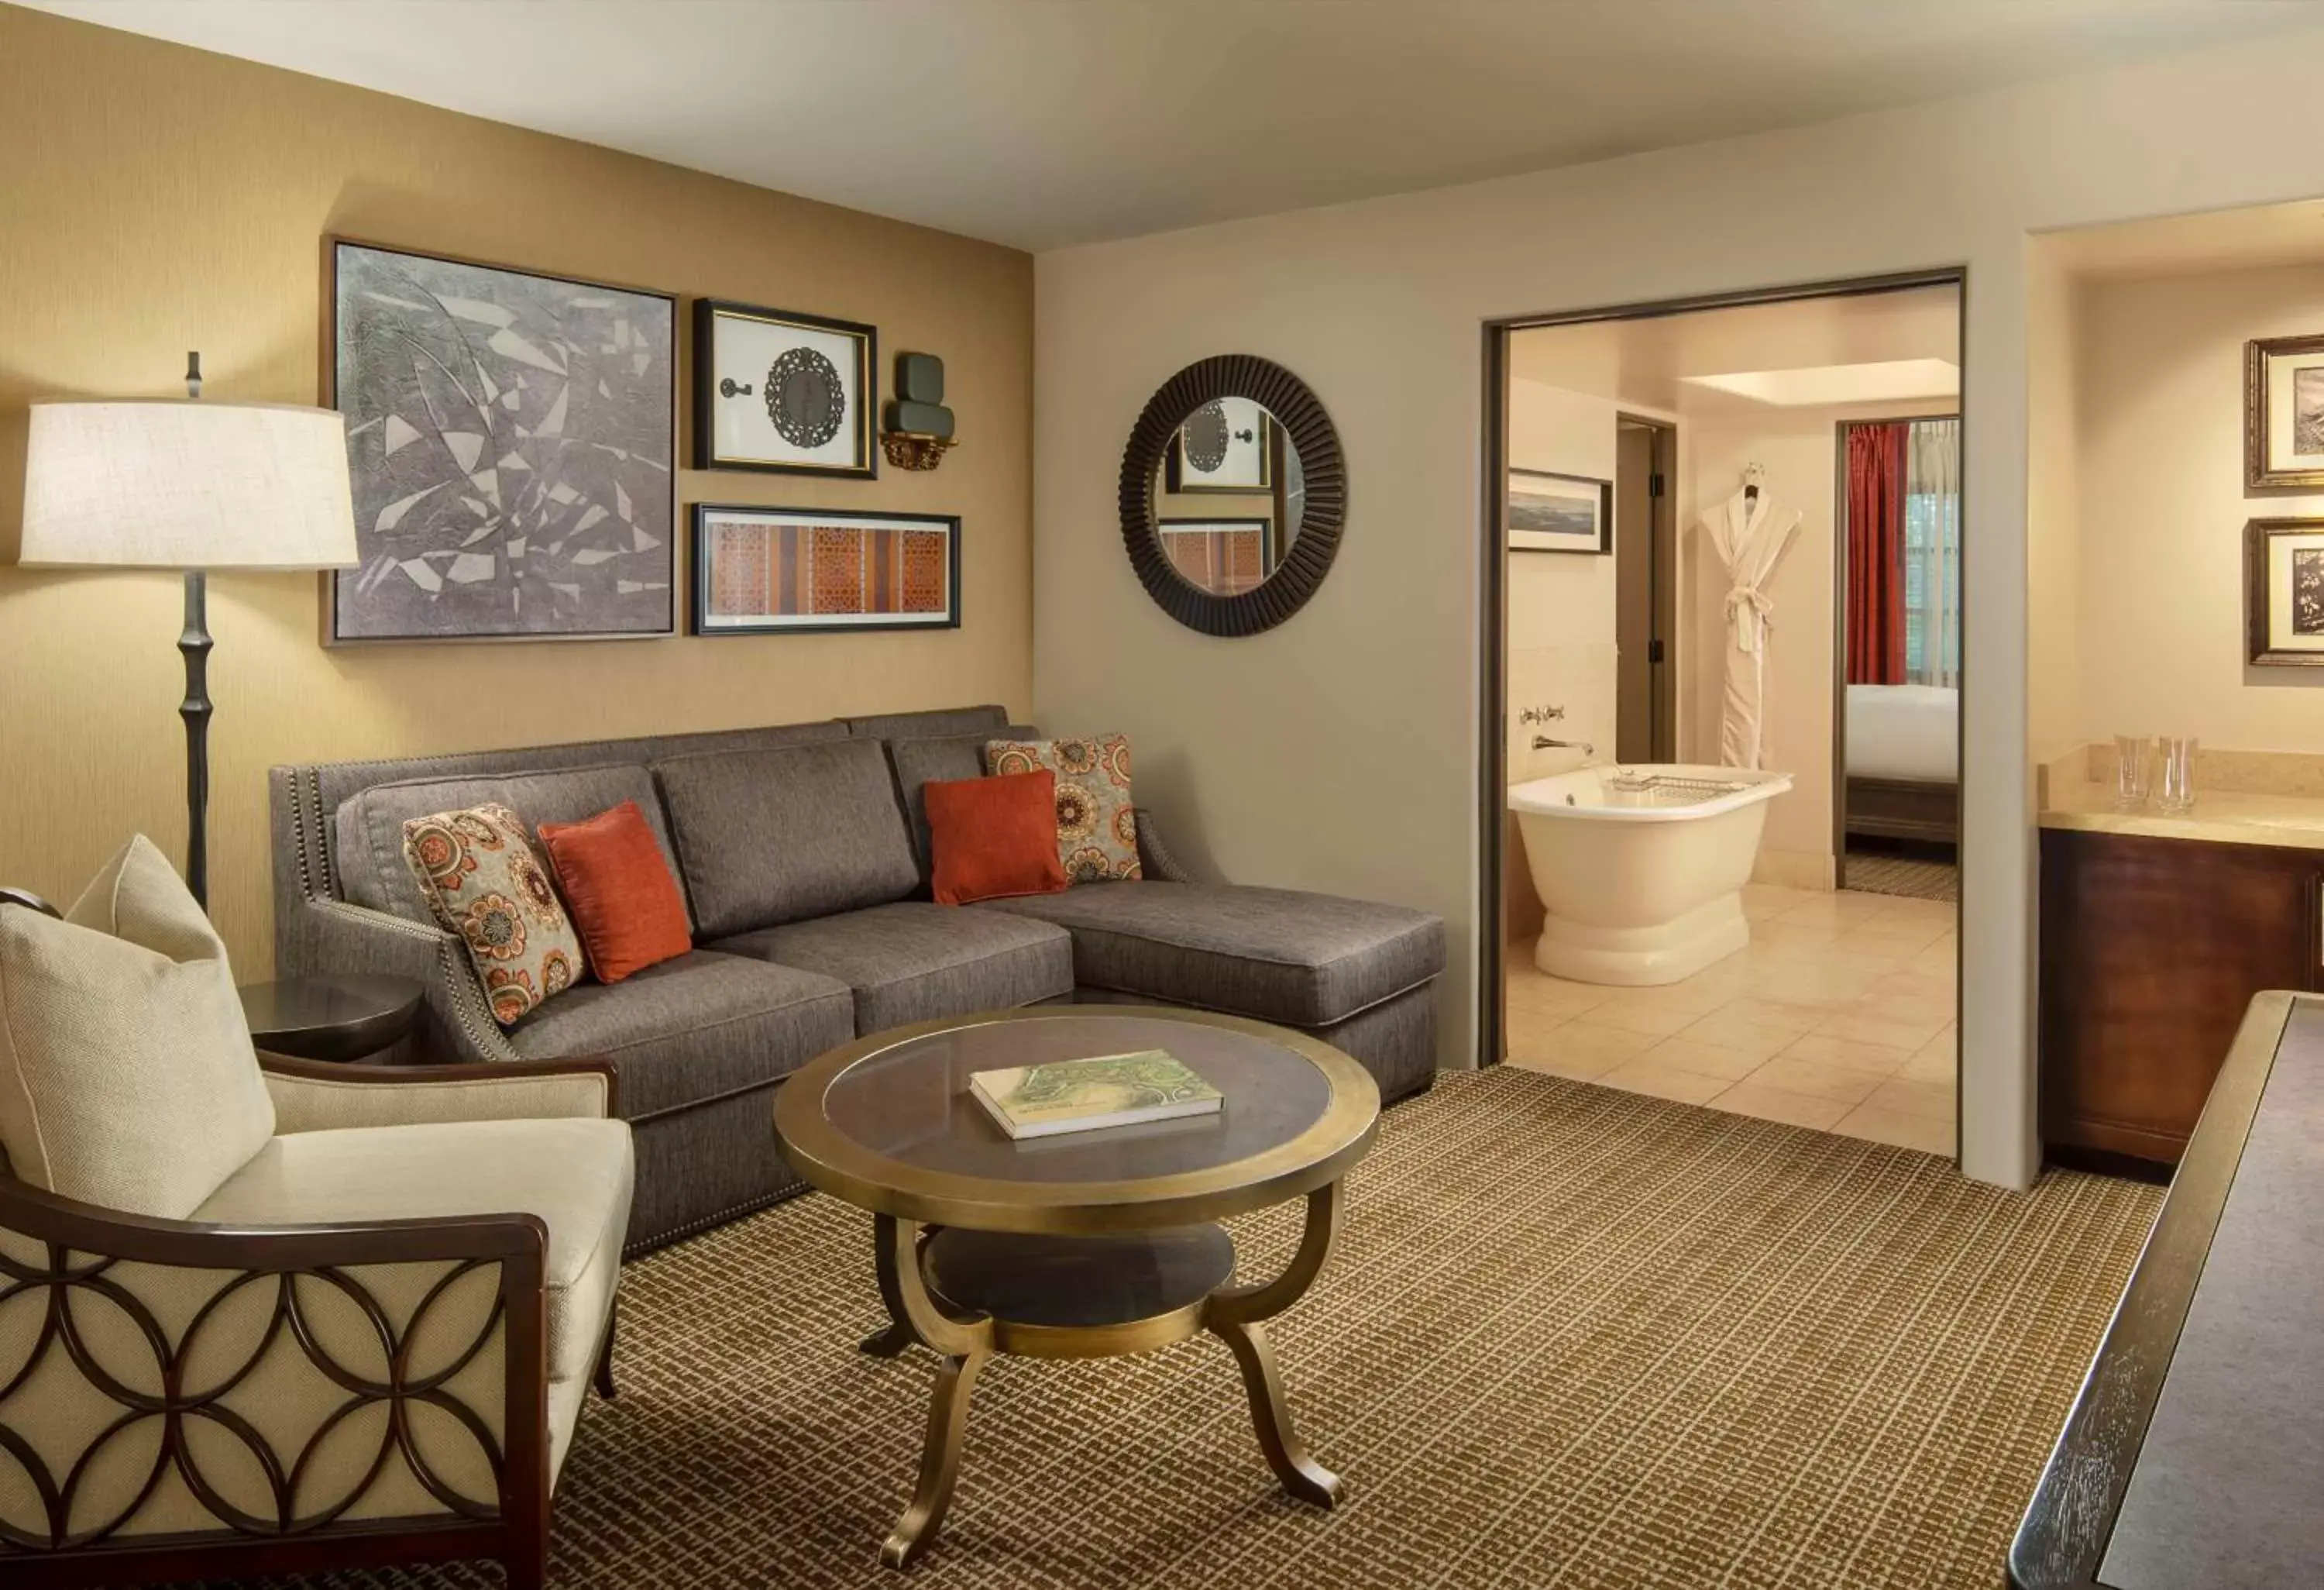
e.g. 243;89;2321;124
985;735;1142;884
401;803;585;1025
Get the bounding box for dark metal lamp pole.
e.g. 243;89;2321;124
180;351;213;910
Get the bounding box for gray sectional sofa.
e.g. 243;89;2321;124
269;705;1444;1252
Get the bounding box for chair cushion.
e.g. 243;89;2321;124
654;739;919;936
926;771;1070;906
713;902;1074;1033
884;723;1040;876
402;804;585;1025
987;735;1143;883
195;1116;633;1386
0;835;275;1219
978;882;1446;1027
538;800;693;983
504;950;855;1121
336;762;688;930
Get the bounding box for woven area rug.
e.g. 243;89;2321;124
205;1069;2156;1590
1844;852;1960;903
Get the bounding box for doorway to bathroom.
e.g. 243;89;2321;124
1482;274;1965;1160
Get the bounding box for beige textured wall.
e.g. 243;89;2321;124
1505;378;1620;786
0;6;1033;974
1035;23;2324;1189
2025;246;2085;768
2073;263;2324;751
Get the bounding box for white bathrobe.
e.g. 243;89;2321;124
1703;490;1803;771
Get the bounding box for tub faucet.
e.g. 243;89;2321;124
1532;735;1594;755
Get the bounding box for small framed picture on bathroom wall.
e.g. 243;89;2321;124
2247;517;2324;666
2245;334;2324;488
1506;468;1612;554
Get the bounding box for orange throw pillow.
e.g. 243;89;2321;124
536;800;693;983
925;769;1071;907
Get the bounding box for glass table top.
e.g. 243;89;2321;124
817;1012;1336;1188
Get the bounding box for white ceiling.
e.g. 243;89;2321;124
26;0;2324;251
1682;358;1959;408
1511;284;1961;413
2041;197;2324;278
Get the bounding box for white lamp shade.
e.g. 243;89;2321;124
20;400;357;570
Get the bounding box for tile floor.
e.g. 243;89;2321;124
1504;883;1958;1155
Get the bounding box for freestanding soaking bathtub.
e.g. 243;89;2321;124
1509;764;1793;986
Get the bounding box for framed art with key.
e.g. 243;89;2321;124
693;298;877;477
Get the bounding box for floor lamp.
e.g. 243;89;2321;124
19;356;357;910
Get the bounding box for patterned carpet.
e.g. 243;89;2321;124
211;1069;2155;1590
1844;851;1960;903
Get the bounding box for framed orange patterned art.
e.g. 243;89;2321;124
690;504;958;634
1157;518;1273;597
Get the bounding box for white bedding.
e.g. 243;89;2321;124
1845;684;1958;782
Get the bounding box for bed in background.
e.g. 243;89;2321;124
1844;683;1958;845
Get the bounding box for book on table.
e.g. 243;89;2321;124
968;1049;1224;1140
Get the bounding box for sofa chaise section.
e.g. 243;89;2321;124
977;880;1443;1102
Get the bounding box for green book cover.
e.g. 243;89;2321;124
969;1049;1223;1140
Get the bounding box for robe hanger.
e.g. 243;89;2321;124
1741;462;1764;503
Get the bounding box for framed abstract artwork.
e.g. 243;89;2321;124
1166;396;1273;493
325;239;678;643
1506;467;1611;554
694;299;878;478
691;504;959;635
2246;517;2324;666
2245;334;2324;488
1157;517;1274;597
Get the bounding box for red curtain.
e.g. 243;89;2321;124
1845;422;1909;685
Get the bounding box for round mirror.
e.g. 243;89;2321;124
1119;356;1344;636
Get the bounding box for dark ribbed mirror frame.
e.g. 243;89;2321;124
1118;355;1346;636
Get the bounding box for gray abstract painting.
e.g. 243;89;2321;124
331;243;676;642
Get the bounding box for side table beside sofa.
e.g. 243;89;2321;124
269;704;1447;1255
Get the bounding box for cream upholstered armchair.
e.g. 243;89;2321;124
0;838;631;1589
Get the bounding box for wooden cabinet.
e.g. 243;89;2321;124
2039;828;2321;1166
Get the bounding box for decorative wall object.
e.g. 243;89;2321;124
2244;334;2324;488
695;299;877;478
882;349;957;471
1506;468;1612;554
692;504;958;634
1119;353;1345;638
2246;516;2324;666
1166;395;1272;492
1158;518;1272;597
327;240;676;643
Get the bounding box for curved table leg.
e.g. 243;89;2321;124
1212;1317;1342;1506
862;1219;944;1356
861;1320;917;1358
870;1213;995;1569
882;1347;991;1568
1204;1182;1346;1509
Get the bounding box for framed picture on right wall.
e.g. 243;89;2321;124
2246;517;2324;666
2244;333;2324;487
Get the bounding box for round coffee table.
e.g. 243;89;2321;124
773;1005;1380;1569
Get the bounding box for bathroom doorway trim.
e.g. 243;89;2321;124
1479;267;1968;1169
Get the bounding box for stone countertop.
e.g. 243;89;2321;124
2040;780;2324;853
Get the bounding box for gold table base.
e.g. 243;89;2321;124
861;1182;1346;1570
